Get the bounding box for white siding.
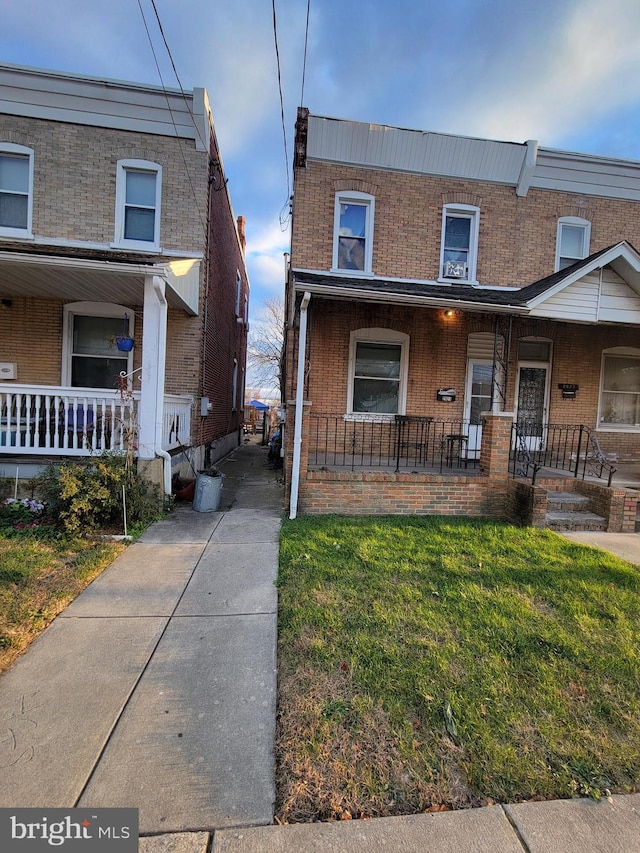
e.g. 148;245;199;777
307;116;526;182
529;272;600;321
0;63;210;150
598;268;640;323
530;266;640;323
305;114;640;202
531;149;640;201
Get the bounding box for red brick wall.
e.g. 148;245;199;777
292;160;640;287
299;470;508;517
202;139;249;448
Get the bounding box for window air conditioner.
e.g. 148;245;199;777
443;261;468;279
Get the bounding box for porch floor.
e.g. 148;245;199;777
307;460;640;489
308;458;483;476
534;463;640;490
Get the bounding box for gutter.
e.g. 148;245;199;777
293;281;525;314
152;276;172;496
289;291;311;520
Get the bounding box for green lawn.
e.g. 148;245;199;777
0;533;125;672
276;516;640;822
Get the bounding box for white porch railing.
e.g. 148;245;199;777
0;384;192;456
162;393;192;451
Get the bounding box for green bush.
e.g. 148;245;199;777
34;453;163;535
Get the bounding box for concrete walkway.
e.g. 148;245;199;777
558;530;640;565
0;438;282;835
2;442;640;851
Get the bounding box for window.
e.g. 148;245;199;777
235;271;242;316
0;144;34;236
62;303;135;388
598;348;640;430
114;159;162;249
332;192;374;273
232;358;238;411
439;205;479;283
347;328;409;416
556;217;590;271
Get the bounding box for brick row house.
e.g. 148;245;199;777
283;109;640;529
0;63;249;494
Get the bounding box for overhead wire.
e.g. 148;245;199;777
136;0;208;238
272;0;292;230
300;0;311;107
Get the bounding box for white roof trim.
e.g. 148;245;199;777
293;279;522;314
525;242;640;308
0;62;211;149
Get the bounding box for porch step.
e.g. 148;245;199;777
545;510;607;531
544;490;607;531
546;491;590;512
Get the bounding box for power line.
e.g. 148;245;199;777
300;0;311;107
147;0;210;155
136;0;208;238
272;0;291;223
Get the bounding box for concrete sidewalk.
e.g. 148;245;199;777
0;438;282;834
2;441;639;852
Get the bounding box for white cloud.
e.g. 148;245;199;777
455;0;640;144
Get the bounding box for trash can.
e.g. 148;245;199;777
193;469;224;512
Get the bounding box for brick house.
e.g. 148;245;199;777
283;109;640;529
0;63;249;494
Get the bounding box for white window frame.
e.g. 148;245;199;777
346;328;409;419
232;358;238;411
332;191;375;275
0;143;34;238
439;204;479;284
113;159;162;250
555;217;590;272
235;270;242;316
597;346;640;432
62;302;135;388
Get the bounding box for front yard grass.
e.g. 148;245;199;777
0;532;126;673
276;516;640;822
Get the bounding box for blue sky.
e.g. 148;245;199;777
3;0;640;340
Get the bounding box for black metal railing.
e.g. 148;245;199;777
308;413;480;473
509;422;617;486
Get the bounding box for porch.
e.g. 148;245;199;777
0;383;192;456
295;411;639;529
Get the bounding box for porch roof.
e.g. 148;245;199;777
293;241;640;325
0;245;201;315
292;269;524;313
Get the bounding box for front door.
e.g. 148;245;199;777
516;363;549;450
464;360;493;459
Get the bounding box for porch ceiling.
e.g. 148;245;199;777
0;251;195;312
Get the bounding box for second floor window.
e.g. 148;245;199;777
0;145;33;236
556;217;590;271
440;205;479;283
333;192;374;273
114;159;162;249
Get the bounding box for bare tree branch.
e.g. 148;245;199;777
247;297;284;400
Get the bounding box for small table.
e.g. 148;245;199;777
443;433;468;467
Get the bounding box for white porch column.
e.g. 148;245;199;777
138;274;168;460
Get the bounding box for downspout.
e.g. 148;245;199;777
289;291;311;520
152;276;172;496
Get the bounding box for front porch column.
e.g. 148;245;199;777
138;275;168;461
480;412;514;479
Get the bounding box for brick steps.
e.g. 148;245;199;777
544;491;607;531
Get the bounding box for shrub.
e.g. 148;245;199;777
34;453;163;535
